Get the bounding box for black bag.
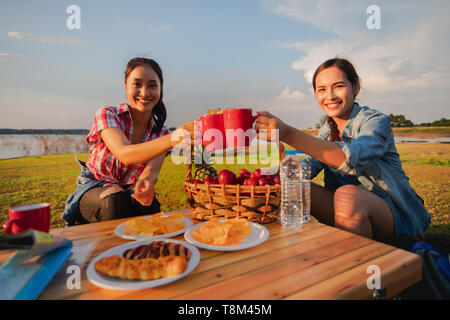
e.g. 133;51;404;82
393;233;450;300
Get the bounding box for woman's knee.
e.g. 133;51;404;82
101;191;131;220
333;185;369;227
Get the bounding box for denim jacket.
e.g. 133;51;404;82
302;103;431;237
61;156;105;226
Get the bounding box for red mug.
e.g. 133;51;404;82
200;113;227;151
223;108;258;147
4;203;51;234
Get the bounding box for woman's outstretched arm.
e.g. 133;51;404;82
254;111;346;169
100;121;194;166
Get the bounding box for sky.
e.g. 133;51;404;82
1;0;449;130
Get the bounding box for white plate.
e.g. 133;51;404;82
184;220;269;251
114;214;194;241
87;239;200;290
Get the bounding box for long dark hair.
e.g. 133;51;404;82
312;58;361;141
125;57;167;133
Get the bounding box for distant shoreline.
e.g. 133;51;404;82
1;126;449;138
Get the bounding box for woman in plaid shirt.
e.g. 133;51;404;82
62;58;194;225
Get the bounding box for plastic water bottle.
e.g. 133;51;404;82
280;150;302;229
301;160;311;223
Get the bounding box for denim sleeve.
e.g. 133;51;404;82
334;113;391;175
299;123;328;179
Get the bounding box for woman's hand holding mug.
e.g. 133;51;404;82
254;111;290;142
171;120;195;149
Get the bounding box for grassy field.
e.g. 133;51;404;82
0;143;449;235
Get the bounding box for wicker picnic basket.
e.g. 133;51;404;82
183;144;285;224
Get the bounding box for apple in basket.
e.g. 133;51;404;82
239;168;251;179
236;175;245;185
218;170;237;185
258;177;268;186
204;176;219;184
272;176;281;185
250;169;262;179
244;177;259;186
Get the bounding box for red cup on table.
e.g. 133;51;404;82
223;108;258;148
200;113;227;151
3;203;51;234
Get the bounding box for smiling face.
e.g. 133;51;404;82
125;65;161;113
314;66;360;121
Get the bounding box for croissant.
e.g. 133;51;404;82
94;255;188;280
122;241;191;260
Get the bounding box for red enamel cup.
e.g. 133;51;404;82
200;113;227;151
223;108;258;147
4;203;51;234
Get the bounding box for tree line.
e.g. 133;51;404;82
388;115;450;127
313;115;450;129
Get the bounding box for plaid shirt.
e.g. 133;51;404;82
85;103;169;186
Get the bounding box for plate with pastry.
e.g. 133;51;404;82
114;212;194;241
184;218;269;251
87;239;200;290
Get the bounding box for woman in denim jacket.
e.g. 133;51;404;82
255;58;430;242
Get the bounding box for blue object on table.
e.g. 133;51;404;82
15;242;73;300
0;230;73;300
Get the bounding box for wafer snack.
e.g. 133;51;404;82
123;241;191;260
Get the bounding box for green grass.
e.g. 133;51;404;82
417;157;450;167
1;144;449;236
392;126;450;135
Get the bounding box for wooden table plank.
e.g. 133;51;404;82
176;233;367;300
287;248;422;300
41;222;329;300
224;242;395;299
2;208;422;300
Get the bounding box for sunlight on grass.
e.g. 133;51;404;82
0;144;448;235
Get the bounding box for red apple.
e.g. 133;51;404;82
251;169;262;179
204;176;216;184
192;179;203;184
239;168;250;176
258;177;268;186
246;177;258;186
241;171;251;180
272;176;281;185
218;170;237;185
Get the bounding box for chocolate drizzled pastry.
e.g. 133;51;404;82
123;241;191;260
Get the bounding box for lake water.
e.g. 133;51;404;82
0;134;89;160
0;134;448;160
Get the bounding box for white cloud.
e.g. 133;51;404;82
0;53;28;62
278;86;305;100
8;31;81;45
238;85;321;128
263;0;450;124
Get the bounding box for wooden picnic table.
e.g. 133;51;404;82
1;209;422;300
